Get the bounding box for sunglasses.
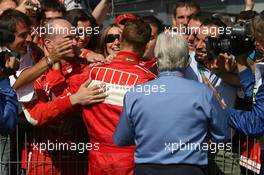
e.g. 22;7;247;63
105;34;120;43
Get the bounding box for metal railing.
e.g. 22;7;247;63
0;118;262;175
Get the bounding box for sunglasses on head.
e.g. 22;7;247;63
105;34;120;43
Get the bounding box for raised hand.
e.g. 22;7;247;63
16;0;40;16
48;38;75;62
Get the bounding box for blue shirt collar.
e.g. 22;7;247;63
159;70;184;78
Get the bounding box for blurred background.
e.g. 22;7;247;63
99;0;264;24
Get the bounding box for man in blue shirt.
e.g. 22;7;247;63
224;12;264;174
226;67;264;134
226;12;264;137
113;32;229;175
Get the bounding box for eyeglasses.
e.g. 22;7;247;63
105;34;120;43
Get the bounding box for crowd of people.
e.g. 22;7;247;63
0;0;264;175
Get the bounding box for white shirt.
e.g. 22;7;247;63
9;45;36;103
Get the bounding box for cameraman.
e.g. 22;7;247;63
0;46;19;175
225;12;264;140
224;11;264;174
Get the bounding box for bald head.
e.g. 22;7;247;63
42;18;73;40
43;18;78;60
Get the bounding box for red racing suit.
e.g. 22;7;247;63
139;57;157;70
139;57;159;75
71;51;156;175
22;58;89;175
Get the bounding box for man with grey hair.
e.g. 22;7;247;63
113;32;229;175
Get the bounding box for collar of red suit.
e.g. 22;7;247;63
115;51;140;64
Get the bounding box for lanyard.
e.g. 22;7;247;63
198;65;226;109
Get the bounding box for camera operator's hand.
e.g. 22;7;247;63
70;80;108;106
206;53;236;74
206;53;240;86
16;0;40;16
47;38;76;63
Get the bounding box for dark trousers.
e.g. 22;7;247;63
135;164;207;175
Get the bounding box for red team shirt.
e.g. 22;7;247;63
71;51;156;175
22;58;89;175
21;51;156;175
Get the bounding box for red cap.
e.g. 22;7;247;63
114;13;138;24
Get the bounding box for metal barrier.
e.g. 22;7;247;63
208;130;261;175
0;119;262;175
0;116;89;175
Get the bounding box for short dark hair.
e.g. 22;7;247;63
190;11;212;24
0;9;31;33
122;19;151;50
40;0;66;20
142;15;164;34
202;16;226;29
65;9;98;50
65;9;97;27
173;0;200;17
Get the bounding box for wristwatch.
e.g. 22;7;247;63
45;56;54;68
